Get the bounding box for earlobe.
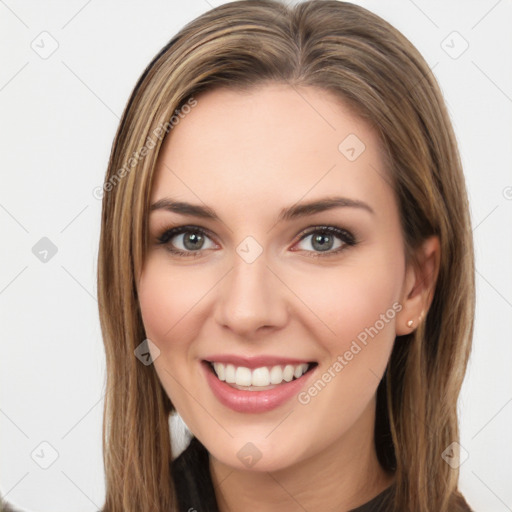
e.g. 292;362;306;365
395;236;440;336
403;309;425;331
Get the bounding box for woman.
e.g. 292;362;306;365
96;1;475;511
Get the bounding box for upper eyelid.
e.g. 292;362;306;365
157;225;217;243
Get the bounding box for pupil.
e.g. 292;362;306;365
184;232;203;250
312;233;332;252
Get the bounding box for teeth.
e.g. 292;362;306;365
225;364;236;383
252;367;270;386
213;362;225;381
270;365;283;384
293;364;305;379
283;365;295;382
210;362;310;387
235;366;252;386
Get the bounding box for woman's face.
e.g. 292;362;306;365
138;84;412;472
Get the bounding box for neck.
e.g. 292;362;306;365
209;398;395;512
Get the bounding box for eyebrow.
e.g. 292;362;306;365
150;196;375;222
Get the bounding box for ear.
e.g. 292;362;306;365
395;235;441;335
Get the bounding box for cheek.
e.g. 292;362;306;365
137;258;208;414
138;257;210;347
291;250;403;357
291;253;402;438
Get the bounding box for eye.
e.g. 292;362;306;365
156;224;357;259
156;225;217;257
292;225;356;257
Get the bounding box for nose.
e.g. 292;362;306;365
214;253;289;339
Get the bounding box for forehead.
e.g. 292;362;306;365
151;84;393;220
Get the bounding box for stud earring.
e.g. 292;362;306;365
407;319;413;328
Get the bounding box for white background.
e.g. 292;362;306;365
1;1;511;511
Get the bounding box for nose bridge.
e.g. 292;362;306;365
215;250;287;336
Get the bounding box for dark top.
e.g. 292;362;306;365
171;436;393;512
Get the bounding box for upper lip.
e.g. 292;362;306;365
203;354;315;369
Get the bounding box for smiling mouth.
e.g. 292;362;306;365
204;360;318;391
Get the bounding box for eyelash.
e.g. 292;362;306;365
156;224;357;259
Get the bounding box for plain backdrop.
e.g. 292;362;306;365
1;1;511;511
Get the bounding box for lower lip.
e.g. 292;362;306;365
202;361;316;413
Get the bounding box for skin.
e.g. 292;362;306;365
137;83;440;512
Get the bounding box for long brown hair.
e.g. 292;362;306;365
97;1;475;510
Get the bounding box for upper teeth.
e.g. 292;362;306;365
211;362;309;387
